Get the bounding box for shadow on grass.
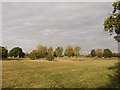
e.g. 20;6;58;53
99;62;120;89
107;65;118;70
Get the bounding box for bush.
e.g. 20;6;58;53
29;54;36;60
29;50;37;60
25;53;30;58
112;53;120;57
46;54;54;61
86;54;91;57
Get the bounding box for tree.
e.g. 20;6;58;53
64;46;74;57
54;47;63;57
96;49;103;58
74;46;81;57
0;46;8;59
104;1;120;88
36;45;48;58
46;46;54;61
48;47;53;55
91;49;96;57
29;50;38;60
9;47;24;58
103;49;112;58
104;1;120;42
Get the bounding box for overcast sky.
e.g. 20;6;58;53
2;2;118;54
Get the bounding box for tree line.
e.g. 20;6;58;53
0;45;81;60
90;49;113;58
29;45;81;61
0;45;120;61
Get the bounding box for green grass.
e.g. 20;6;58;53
2;57;118;88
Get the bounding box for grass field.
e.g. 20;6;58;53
2;57;118;88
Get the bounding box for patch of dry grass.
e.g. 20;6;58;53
2;57;118;88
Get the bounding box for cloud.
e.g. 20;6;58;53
2;2;118;54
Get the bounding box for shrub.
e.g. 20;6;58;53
86;54;91;57
112;53;120;57
46;54;54;61
25;53;30;58
29;50;37;60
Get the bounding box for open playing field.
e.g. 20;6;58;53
2;57;118;88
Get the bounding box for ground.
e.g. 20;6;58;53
2;57;118;88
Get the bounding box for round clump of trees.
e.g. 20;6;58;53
9;47;25;58
103;49;112;58
29;45;55;61
90;48;113;58
91;49;96;57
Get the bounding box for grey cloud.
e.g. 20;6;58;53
2;2;118;54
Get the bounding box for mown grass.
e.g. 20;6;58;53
2;57;118;88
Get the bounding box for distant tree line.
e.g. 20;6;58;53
29;45;81;61
90;48;120;58
0;45;120;60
